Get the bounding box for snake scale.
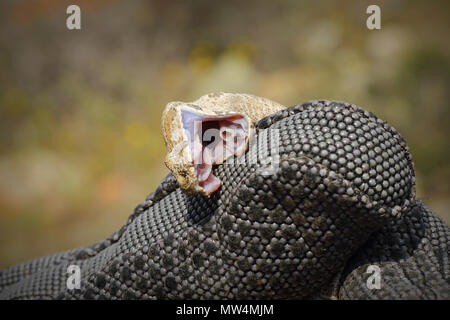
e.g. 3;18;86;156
0;96;449;299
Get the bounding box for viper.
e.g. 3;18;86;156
0;97;449;299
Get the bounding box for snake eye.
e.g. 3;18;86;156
181;109;249;195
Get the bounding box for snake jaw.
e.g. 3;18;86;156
162;102;252;197
162;93;285;197
181;107;250;196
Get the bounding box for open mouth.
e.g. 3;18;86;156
181;109;249;195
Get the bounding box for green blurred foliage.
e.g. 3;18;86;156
0;0;449;268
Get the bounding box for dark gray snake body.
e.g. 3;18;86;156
1;100;449;299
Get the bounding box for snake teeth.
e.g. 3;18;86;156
183;109;248;195
161;93;285;196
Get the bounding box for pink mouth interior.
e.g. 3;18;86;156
181;110;249;195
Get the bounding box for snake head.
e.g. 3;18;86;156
161;93;285;197
162;101;253;197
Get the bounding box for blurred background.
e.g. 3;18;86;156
0;0;449;268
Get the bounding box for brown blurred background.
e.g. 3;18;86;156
0;0;449;268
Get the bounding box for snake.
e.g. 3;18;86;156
0;97;449;299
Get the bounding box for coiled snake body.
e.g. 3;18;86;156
0;97;449;299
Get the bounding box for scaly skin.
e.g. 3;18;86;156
0;100;448;299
